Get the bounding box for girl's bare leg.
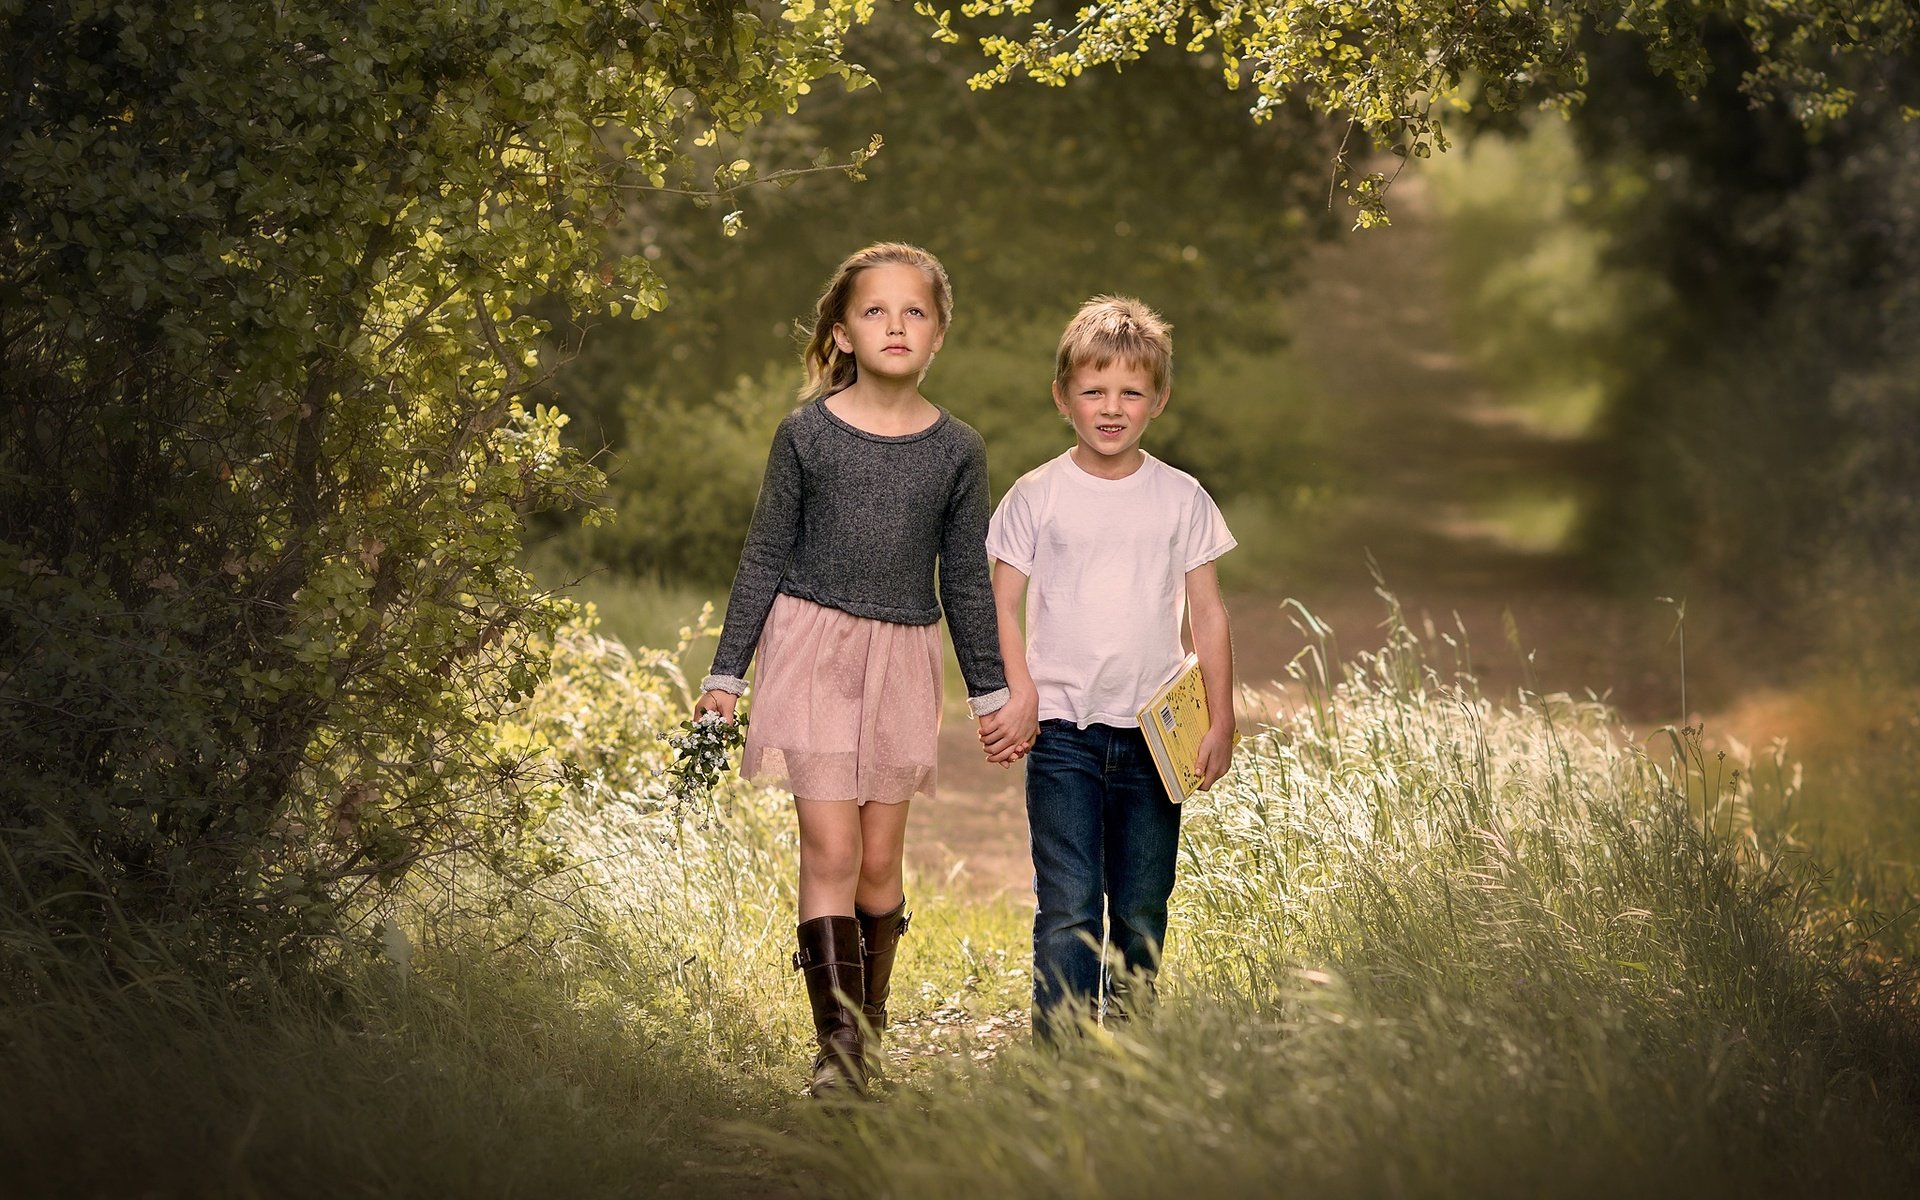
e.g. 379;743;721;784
795;797;862;920
855;799;911;914
794;797;914;918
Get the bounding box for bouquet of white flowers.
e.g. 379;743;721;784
663;710;745;813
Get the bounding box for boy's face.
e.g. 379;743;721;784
1053;358;1168;473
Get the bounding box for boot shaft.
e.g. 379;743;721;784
856;899;911;1025
795;914;867;1095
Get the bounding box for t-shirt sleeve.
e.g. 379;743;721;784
984;479;1036;574
1183;484;1237;571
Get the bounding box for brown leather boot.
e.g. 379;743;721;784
793;915;867;1097
856;898;912;1059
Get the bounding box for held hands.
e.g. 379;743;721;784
1194;723;1235;792
979;689;1039;768
693;688;739;723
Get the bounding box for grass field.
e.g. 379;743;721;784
4;601;1917;1197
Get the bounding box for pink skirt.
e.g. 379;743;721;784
741;593;944;805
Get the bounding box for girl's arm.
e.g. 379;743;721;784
696;417;804;718
1186;560;1235;790
938;432;1009;717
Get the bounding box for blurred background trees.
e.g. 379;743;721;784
1568;25;1920;600
531;7;1341;586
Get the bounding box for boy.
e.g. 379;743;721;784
978;295;1236;1042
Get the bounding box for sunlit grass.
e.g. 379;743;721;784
773;605;1920;1196
1428;119;1664;444
521;539;723;689
1505;375;1608;440
6;602;1917;1196
1453;489;1584;554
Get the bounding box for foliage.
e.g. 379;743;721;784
533;1;1920;588
0;0;874;969
938;0;1917;226
1427;119;1662;439
1444;26;1920;623
551;363;805;583
534;2;1339;582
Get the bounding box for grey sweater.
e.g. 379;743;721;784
705;400;1009;714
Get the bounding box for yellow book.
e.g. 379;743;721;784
1136;653;1232;804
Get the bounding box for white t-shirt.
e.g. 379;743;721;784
986;451;1236;728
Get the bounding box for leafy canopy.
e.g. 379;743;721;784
928;0;1916;223
0;0;871;965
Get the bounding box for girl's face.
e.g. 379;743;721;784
831;263;946;385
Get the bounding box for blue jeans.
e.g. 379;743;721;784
1025;719;1183;1042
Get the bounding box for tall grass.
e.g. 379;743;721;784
0;610;1024;1196
778;605;1920;1196
4;601;1916;1196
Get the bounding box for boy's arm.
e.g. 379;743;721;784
979;559;1040;765
1186;560;1235;790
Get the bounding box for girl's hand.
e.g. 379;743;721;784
980;689;1039;766
694;689;739;723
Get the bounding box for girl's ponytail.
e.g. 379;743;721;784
799;243;952;402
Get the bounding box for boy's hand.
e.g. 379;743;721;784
979;689;1039;767
1194;723;1235;791
693;689;739;723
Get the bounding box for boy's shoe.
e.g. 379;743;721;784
856;898;912;1067
794;915;868;1097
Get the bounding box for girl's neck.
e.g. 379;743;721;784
823;378;938;436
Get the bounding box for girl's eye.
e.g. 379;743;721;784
907;307;924;317
865;306;882;316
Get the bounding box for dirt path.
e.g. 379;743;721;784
913;172;1737;898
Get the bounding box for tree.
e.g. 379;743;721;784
0;0;869;967
1559;23;1920;597
935;0;1916;225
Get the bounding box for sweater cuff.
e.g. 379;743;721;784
700;674;749;696
966;687;1010;718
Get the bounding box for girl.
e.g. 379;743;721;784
694;243;1009;1096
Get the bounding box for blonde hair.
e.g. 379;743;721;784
1053;295;1173;397
798;242;953;402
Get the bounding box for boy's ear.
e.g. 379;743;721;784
1151;388;1171;417
1051;379;1069;413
